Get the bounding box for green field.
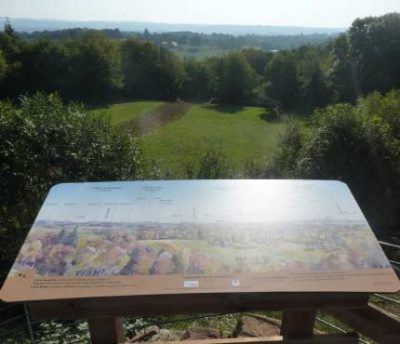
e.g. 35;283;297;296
143;104;286;174
95;101;287;175
172;45;230;59
94;100;163;125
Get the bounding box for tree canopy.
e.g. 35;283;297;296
1;13;399;109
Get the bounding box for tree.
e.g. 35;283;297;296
0;93;142;279
3;18;15;36
143;28;151;40
181;59;212;101
0;21;25;97
241;49;271;75
121;38;183;100
349;13;400;95
330;34;357;103
264;51;299;110
267;121;303;177
184;144;230;179
157;48;184;99
209;53;255;105
16;39;68;95
0;49;8;81
64;31;122;101
296;47;332;112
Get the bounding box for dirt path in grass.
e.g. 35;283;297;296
126;102;192;135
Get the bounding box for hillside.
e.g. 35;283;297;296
94;101;287;176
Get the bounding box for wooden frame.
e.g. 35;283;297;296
27;292;369;320
24;291;400;344
17;292;373;343
147;334;360;344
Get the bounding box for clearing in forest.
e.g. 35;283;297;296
94;101;288;176
94;100;163;125
142;104;287;175
133;102;192;135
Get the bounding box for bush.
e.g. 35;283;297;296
0;93;142;279
267;121;303;178
269;91;400;238
184;144;230;179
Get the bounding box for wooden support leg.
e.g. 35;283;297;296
88;317;124;344
280;310;316;337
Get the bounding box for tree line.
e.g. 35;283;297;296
19;27;335;51
1;13;399;111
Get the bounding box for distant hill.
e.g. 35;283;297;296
1;17;345;36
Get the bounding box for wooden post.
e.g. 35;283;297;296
280;310;316;337
88;317;124;344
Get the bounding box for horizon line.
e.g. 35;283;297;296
2;16;348;30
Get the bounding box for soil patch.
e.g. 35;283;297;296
125;102;191;135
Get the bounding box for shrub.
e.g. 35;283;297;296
269;91;400;238
0;93;142;278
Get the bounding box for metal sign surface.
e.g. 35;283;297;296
1;180;398;302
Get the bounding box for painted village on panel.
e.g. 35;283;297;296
11;219;390;277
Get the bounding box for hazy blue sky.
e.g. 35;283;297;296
1;0;399;27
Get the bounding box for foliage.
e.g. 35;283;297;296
181;59;212;101
64;31;123;101
267;121;304;178
0;49;8;81
0;93;142;279
189;144;230;179
35;321;90;343
349;13;400;95
1;13;400;112
209;53;256;105
296;46;332;112
0;28;123;102
264;51;299;110
0;21;25;98
269;90;400;238
121;38;184;100
263;46;333;112
20;27;336;52
126;31;337;52
241;49;272;75
329;34;357;103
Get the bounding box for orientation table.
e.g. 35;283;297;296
1;180;399;343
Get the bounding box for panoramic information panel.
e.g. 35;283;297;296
1;180;399;302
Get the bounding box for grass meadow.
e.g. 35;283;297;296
96;100;163;125
93;101;287;176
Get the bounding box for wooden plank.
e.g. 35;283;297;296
120;333;359;344
88;317;124;344
281;310;316;336
27;292;368;320
328;303;400;344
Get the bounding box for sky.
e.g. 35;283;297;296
35;180;365;223
0;0;399;28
